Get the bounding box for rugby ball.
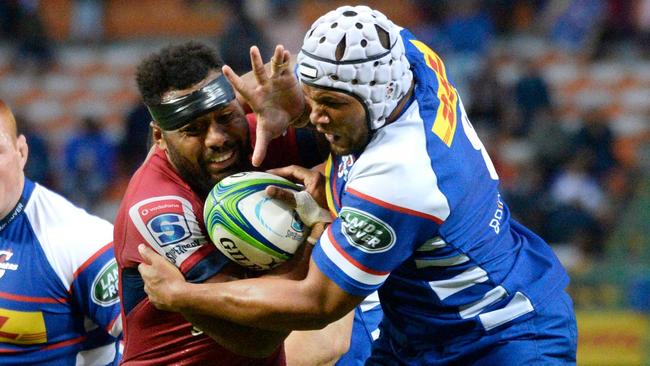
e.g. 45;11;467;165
204;171;305;271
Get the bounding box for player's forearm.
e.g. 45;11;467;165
174;276;338;331
182;312;288;358
284;310;354;366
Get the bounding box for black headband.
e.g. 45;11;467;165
146;74;236;131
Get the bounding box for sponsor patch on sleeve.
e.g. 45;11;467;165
132;197;192;247
91;259;119;306
128;196;209;267
339;207;396;253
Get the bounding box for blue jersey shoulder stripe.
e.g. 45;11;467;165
346;187;443;224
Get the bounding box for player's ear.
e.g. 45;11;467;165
151;122;166;149
16;134;28;170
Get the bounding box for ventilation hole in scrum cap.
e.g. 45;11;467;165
335;35;346;61
374;61;379;66
330;74;339;81
343;10;357;16
389;59;393;65
352;79;358;85
375;25;390;49
361;39;367;47
355;23;363;29
319;36;326;44
308;28;315;37
370;81;376;86
331;22;338;28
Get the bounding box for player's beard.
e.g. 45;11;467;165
166;140;252;199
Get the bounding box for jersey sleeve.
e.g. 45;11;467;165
312;191;440;296
124;195;230;283
29;185;123;339
70;243;123;338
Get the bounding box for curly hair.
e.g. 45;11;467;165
136;41;224;106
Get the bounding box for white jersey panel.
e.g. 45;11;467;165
347;101;451;222
23;184;114;290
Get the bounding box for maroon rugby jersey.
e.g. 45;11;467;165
114;116;322;365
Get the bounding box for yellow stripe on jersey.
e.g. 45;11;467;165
324;155;338;218
0;308;47;344
409;40;459;147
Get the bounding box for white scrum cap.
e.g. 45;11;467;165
297;5;413;130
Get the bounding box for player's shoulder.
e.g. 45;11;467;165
346;102;450;222
24;184;115;288
26;183;113;248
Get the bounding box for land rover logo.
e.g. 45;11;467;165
92;259;119;306
339;208;395;253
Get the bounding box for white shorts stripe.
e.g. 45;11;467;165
478;291;534;331
415;236;447;252
428;266;488;301
459;285;508;319
415;254;469;268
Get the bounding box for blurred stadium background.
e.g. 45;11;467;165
0;0;648;364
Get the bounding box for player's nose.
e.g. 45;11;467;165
204;122;229;147
309;106;330;126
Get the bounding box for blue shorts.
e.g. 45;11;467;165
335;304;383;366
366;291;577;366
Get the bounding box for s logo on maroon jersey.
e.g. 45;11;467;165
137;199;192;247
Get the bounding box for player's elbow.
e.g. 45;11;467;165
329;330;351;358
309;301;350;330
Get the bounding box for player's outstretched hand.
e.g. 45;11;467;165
138;244;185;312
223;45;306;167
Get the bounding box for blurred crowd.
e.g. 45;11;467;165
0;0;649;274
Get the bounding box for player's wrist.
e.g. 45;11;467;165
167;281;192;312
288;103;310;128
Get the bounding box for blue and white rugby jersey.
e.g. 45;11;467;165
311;30;569;345
0;179;121;365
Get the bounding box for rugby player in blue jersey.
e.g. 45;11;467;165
0;100;122;365
138;6;577;365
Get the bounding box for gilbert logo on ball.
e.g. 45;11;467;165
204;171;305;271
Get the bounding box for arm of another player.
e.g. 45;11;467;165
185;222;329;357
223;45;310;167
284;310;354;366
180;267;289;358
139;243;364;331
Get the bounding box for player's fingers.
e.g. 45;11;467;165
270;45;286;77
267;165;313;183
138;244;156;264
306;222;326;245
265;186;297;207
222;65;251;100
251;127;272;167
280;49;291;75
250;46;269;85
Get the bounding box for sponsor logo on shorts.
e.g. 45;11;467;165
92;259;119;306
339;208;395;253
